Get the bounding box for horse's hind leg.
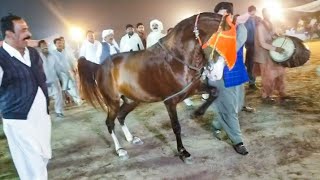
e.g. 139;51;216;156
97;68;130;159
105;101;129;159
193;84;218;117
164;100;192;164
117;96;143;145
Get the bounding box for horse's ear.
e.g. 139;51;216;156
221;15;231;31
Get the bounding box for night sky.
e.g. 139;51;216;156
1;0;314;41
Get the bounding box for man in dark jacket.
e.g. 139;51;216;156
244;5;260;90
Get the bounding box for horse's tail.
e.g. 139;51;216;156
77;57;107;110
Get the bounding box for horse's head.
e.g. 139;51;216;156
162;12;224;68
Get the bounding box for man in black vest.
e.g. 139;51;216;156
0;14;51;179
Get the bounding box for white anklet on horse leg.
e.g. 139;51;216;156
121;124;134;142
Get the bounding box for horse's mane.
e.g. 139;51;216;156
164;12;223;39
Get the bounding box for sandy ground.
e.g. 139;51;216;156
1;42;320;180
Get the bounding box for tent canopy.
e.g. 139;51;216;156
287;0;320;12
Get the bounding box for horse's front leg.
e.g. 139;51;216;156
164;100;192;164
193;82;218;117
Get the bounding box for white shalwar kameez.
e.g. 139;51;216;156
40;52;65;114
79;40;101;64
119;33;145;52
146;32;166;48
0;41;51;180
52;49;82;105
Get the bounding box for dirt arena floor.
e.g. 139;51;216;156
1;41;320;180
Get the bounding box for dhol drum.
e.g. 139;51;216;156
269;36;310;68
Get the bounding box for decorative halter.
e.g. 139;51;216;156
159;13;206;102
193;14;203;46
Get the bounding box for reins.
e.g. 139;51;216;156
159;13;207;102
157;41;202;73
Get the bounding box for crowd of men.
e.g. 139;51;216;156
78;19;166;65
0;1;297;179
296;15;320;39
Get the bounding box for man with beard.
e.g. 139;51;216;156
38;40;65;118
120;24;145;52
136;22;147;48
0;14;51;179
146;19;166;48
97;29;120;64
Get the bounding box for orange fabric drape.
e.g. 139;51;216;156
202;15;237;70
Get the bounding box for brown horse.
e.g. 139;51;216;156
78;12;223;163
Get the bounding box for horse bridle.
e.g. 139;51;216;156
160;13;225;102
193;14;203;46
158;13;204;73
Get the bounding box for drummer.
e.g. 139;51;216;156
253;8;288;103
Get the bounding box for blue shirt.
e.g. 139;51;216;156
244;16;256;45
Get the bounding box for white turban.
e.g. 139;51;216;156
150;19;164;32
102;29;114;41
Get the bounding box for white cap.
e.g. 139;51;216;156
150;19;164;31
102;29;114;39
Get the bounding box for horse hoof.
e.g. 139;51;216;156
131;136;144;145
117;149;129;160
179;149;192;164
182;156;193;164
